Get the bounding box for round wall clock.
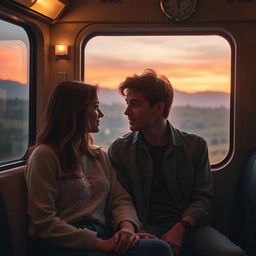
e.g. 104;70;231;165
160;0;197;21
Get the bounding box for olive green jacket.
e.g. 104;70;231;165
108;122;213;227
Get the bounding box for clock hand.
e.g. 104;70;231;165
177;0;182;9
177;0;180;8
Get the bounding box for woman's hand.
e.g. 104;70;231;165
95;220;139;254
93;228;139;254
114;220;140;254
114;226;139;254
93;237;116;252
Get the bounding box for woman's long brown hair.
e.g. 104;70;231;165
36;81;98;178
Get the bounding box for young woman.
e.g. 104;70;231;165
25;81;173;256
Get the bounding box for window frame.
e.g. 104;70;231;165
0;14;36;171
80;28;235;170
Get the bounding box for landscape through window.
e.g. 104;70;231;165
84;35;231;165
0;19;30;164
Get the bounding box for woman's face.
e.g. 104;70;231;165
86;95;104;133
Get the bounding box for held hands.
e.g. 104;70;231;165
93;221;159;254
93;237;116;252
136;232;158;239
113;226;139;254
93;221;140;254
93;228;138;254
113;228;158;253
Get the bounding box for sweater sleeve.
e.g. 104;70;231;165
101;149;141;231
25;145;97;249
107;140;132;195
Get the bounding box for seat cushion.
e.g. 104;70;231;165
0;194;12;256
0;166;29;256
233;152;256;256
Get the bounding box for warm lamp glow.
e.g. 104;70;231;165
11;0;66;20
55;44;68;56
30;0;65;19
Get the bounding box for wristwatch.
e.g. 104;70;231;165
179;220;193;231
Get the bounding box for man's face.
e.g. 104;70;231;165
124;89;161;132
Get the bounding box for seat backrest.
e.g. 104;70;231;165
0;166;29;256
232;151;256;256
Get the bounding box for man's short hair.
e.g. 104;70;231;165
119;69;174;118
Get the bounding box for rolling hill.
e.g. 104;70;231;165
0;80;230;108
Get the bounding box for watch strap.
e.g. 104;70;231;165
179;220;193;231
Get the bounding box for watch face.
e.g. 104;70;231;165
160;0;197;21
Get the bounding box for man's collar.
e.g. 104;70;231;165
168;121;183;147
132;121;183;147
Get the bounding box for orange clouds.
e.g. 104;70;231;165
0;42;28;84
85;57;231;93
0;35;231;94
85;35;231;93
85;66;140;88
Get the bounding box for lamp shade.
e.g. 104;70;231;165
55;44;69;56
9;0;67;20
30;0;66;20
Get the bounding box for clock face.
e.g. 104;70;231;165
160;0;197;21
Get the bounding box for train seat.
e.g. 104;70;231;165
232;151;256;256
1;155;256;256
0;166;30;256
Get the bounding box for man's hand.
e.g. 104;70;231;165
93;237;116;252
161;222;185;256
136;232;158;239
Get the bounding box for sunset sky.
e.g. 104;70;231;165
0;19;29;85
84;35;231;93
0;18;231;95
0;41;28;84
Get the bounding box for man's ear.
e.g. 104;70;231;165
154;102;165;115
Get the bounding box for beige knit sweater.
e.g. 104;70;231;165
25;144;140;250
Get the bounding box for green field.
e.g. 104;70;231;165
0;101;230;165
94;104;230;165
0;99;29;162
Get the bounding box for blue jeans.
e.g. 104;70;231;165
144;223;247;256
34;220;173;256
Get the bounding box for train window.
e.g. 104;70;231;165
0;19;30;165
84;35;231;165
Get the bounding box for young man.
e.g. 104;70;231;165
108;69;246;256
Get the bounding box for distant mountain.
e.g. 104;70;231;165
98;87;230;108
173;90;230;108
0;80;29;100
0;80;230;108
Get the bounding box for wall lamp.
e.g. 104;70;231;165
55;44;70;59
3;0;68;22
